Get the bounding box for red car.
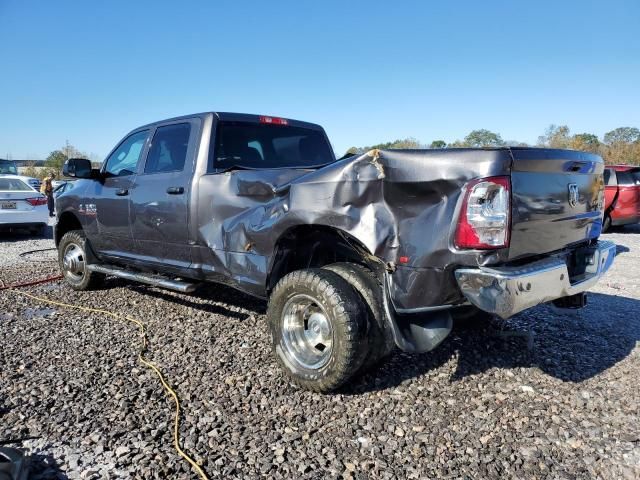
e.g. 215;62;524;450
603;165;640;231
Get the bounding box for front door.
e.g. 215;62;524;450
90;129;149;257
129;120;199;270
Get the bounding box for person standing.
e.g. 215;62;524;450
40;171;56;217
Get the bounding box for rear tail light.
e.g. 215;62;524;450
259;115;288;126
455;176;510;249
25;197;48;206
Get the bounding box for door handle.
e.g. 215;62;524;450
166;186;184;195
116;188;129;196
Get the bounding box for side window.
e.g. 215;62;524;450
144;123;191;174
604;169;617;186
104;130;149;177
616;171;634;186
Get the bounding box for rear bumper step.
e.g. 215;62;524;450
454;240;616;319
86;264;198;293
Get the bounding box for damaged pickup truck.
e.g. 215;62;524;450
55;112;616;391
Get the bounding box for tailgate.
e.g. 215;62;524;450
509;148;604;259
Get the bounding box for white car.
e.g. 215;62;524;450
0;159;42;190
0;177;49;236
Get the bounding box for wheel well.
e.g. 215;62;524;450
266;225;380;292
55;212;82;246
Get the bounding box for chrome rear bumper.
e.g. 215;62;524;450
454;240;616;319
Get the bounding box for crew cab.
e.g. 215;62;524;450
603;165;640;231
55;112;616;391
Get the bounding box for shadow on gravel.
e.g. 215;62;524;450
128;283;266;319
1;411;66;479
0;225;53;243
344;293;640;394
616;244;630;255
28;452;66;480
608;224;640;235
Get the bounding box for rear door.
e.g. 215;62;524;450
509;149;605;259
613;169;640;221
88;129;150;256
129;118;200;270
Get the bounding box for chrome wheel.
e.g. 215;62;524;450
281;294;333;370
62;242;85;282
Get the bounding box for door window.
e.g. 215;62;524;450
103;130;149;177
604;169;617;186
616;171;635;186
144;123;191;174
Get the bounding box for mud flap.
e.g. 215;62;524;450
0;447;30;480
382;274;453;353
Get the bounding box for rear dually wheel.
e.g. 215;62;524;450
267;269;368;392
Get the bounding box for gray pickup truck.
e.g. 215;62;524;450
56;112;616;391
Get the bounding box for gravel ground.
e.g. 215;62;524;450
1;223;639;479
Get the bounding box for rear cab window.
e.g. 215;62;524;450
0;178;32;191
212;121;334;171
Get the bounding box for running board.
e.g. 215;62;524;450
86;264;198;293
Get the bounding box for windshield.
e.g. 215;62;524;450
0;160;18;175
213;121;335;170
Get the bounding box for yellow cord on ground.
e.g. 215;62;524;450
6;288;210;480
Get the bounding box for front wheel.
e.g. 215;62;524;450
602;214;611;233
267;269;368;392
58;230;105;291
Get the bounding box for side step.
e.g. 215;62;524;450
86;264;198;293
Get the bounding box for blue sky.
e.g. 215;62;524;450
1;0;639;159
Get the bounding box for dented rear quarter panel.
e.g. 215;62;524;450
194;124;513;309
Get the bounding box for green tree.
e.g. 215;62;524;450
369;138;422;150
349;137;423;153
463;129;505;148
537;125;571;148
570;133;601;154
603;127;640;145
45;150;67;176
429;140;447;149
601;127;640;165
345;147;359;155
45;142;92;176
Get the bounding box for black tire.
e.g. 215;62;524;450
602;214;611;233
323;262;394;371
58;230;105;291
451;305;494;328
267;269;368;392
